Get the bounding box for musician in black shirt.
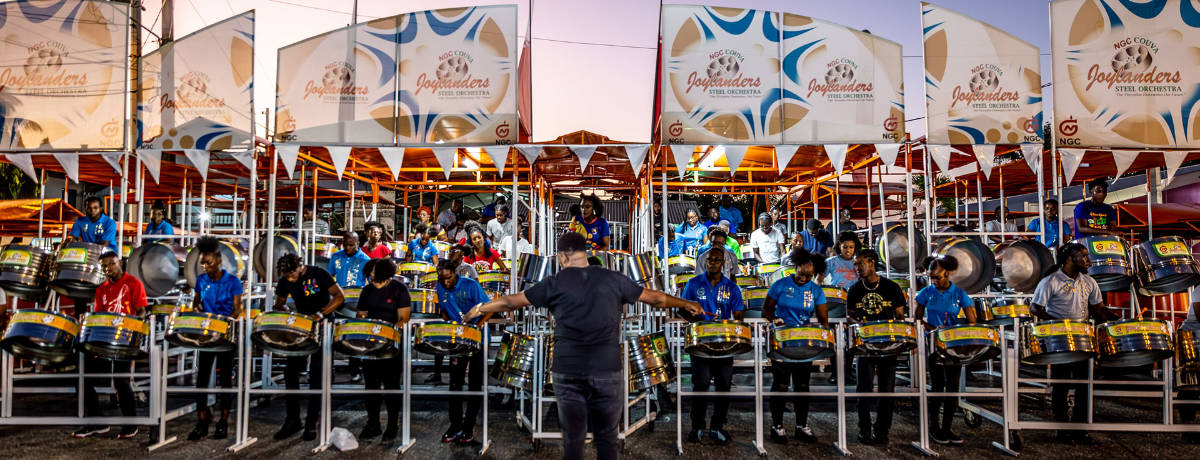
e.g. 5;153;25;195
845;248;907;446
356;258;410;441
272;254;345;442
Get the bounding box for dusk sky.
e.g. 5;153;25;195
145;0;1054;143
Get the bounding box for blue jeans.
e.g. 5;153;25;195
553;371;624;460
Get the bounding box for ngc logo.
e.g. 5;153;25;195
668;121;684;137
1058;117;1078;136
1022;118;1038;134
883;116;898;132
495;121;510;138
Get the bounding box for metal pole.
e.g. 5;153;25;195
905;143;916;301
510;148;519;294
38;169;45;241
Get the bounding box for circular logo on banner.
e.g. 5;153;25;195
495;121;510;138
437;56;471;81
825;63;855;85
1111;44;1152;75
668;121;684;137
883;116;898;132
1058;117;1079;136
24;42;65;76
969;69;1000;93
707;55;741;78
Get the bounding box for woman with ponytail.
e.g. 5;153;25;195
914;255;975;445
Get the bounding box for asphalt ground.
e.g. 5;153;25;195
2;365;1200;459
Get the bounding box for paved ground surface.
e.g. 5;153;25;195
3;369;1200;459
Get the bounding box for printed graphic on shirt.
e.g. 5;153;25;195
858;291;892;316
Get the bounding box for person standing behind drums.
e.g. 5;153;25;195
465;232;702;460
188;237;243;441
72;251;146;440
913;255;975;445
362;221;392;259
825;232;860;290
569;195;610;251
763;248;828;444
680;248;745;445
355;258;410;442
749;212;786;264
1027;198;1069;249
272;254;345;442
330;231;371;288
695;227;740;281
408;224;440;265
425;244;478;387
143;207;175;243
64;196;118;252
1031;242;1116;445
846;248;908;446
434;258;492;444
1072;178;1121;239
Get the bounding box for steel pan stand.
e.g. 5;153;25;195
400;319;492;455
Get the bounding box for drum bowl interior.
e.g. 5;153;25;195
166;331;234;352
49;271;104;298
0;324;76;365
251;330;318;356
769;341;834;362
333;336;398;359
934;340;1000;365
685;341;752;359
1136;272;1200;297
629;366;675;393
1097;334;1173;368
851;339;917;357
1021;334;1096;365
413;340;478;357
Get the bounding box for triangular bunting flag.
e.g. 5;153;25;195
275;144;300;179
569;144;599;172
1059;148;1085;185
327;146;352;179
875;143;902;167
1163;151;1189;187
669;145;694;177
1020;143;1042;174
624;144;650;178
229;150;254;172
927;144;953;173
3;153;38;183
432;147;458;180
100;151;124;175
484;146;509;177
136;148;163;184
52;153;79;184
824;144;849;173
182;149;210;181
774;145;798;175
972;144;997;180
378;147;405;180
723;145;749;176
516;144;541;166
1111;150;1140;178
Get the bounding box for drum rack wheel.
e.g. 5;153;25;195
963;410;983;428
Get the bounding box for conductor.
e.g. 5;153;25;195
466;232;701;460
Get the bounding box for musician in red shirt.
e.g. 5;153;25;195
362;221;392;259
73;251;147;440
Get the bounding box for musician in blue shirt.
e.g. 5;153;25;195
434;259;492;444
1027;198;1069;248
329;231;371;288
763;248;828;444
188;237;244;441
679;249;743;445
914;255;977;445
66;197;118;252
408;224;440;265
667;208;707;256
143;208;174;242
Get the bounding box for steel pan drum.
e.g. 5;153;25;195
674;273;697;291
333;318;399;359
1095;319;1173;367
150;302;191;317
1132;237;1200;296
823;286;848;318
0;244;53;301
398;261;434;279
628;332;675;392
478;271;510;293
769;325;835;362
185;241;246;289
409;289;439;318
166;311;234;351
735;275;761;288
985;298;1033;327
742;286;769;310
995;240;1054;293
390;241;408;260
79;312;149;360
932;237;995;294
766;266;796;286
336;286;362;318
49;242;106;298
126;242;187;298
414;321;481;357
685;321;753;358
0;309;79;364
251;312;319;356
1176;330;1200;390
626;252;659;284
877;225;928;272
516;253;555;284
1020;319;1095;365
419;272;439;289
757;263;782;282
668;254;696;275
931;324;1001;365
850;320;918;356
1076;236;1132;292
492;331;538;391
252;235;300;283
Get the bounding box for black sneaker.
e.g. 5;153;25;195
187;421;209;441
382;424;398;441
301;427;317;441
857;431;874;444
456;430;475;444
212;420;228;440
72;425;110;438
274;420;302;440
872;432;890;446
118;426;139;440
795;425;816;443
687;428;705;443
769;425;787;444
944;431;963;445
931;430;949;445
442;428;460;443
710;428;731;445
360;422;382;440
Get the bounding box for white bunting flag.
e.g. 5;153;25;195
670;145;694;177
723;145;749;176
972;144;997;180
1059;148;1086;185
927;144;953;173
1020;143;1042;174
875;143;902;167
1163;151;1190;187
484;147;509;177
275;144;300;180
516;144;542;166
824;144;849;173
327;146;352;179
182;149;211;181
1111;150;1141;179
624;144;650;178
4;153;38;183
100;151;124;175
432;147;458;180
136;148;163;184
774;145;798;175
228;150;254;172
378;147;405;180
569;145;599;172
52;153;79;184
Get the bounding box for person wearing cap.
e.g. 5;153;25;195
698;222;742;259
749;212;786;264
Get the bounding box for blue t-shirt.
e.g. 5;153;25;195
144;220;174;239
573;215;610;248
436;276;491;324
825;255;857;289
196;270;243;317
767;276;826;325
408;238;439;263
915;283;973;328
328;249;371;287
1027;217;1064;247
800;230;828;255
1073;200;1117;239
720;206;743;233
674;222;707;241
680;274;744;321
70;214;118;251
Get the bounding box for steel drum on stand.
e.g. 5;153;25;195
685;321;753;358
166;311;235;351
1131;236;1200;296
79;312;149;360
48;242;106;298
931;237;995;294
627;332;675;392
127;242;188;298
0;309;79;364
1177;330;1200;390
491;331;539;391
0;244;53;301
1020;319;1096;365
1075;236;1132;292
333;318;399;359
877;225;928;272
931;324;1001;365
769;325;835;362
185;240;247;289
251;312;319;356
994;240;1054;293
252;235;300;283
849;320;918;356
1095;318;1173;367
414;321;482;356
